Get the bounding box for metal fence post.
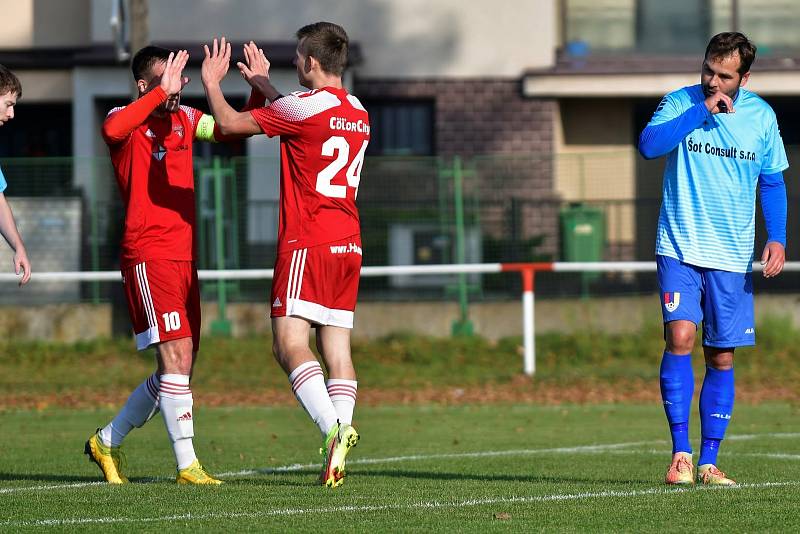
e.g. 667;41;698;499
90;158;100;304
210;156;231;336
521;267;535;376
451;156;473;336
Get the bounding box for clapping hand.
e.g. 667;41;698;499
202;37;232;87
159;50;190;97
237;41;270;89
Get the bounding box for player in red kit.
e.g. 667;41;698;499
85;45;267;485
201;23;368;488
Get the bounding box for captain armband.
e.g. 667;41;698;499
195;114;218;143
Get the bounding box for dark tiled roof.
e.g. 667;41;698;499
525;51;800;76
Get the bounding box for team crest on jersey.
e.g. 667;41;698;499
172;125;184;138
152;145;166;161
663;291;680;312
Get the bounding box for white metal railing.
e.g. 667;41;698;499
1;261;795;375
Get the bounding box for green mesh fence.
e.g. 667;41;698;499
1;153;789;305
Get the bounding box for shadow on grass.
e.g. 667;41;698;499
215;466;653;485
0;472;312;488
353;468;651;485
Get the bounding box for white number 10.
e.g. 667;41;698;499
162;311;181;332
316;136;368;199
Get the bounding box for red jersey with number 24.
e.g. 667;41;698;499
250;87;370;253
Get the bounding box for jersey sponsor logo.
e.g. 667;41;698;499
273;297;282;308
153;145;166;161
664;291;680;312
329;116;370;134
686;137;758;161
329;242;363;255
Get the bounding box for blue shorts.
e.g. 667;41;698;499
657;255;754;348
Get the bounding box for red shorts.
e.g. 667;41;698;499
122;260;201;351
270;235;362;328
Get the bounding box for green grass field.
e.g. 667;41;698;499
2;321;800;532
1;403;799;532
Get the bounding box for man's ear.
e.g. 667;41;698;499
136;79;148;94
306;55;318;73
740;71;750;87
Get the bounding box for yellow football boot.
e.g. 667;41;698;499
176;460;223;485
697;464;736;486
84;430;129;484
320;422;360;488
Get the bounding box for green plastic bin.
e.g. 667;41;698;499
560;204;605;262
560;204;605;288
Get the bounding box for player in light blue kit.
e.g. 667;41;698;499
639;32;788;486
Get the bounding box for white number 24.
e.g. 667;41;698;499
315;136;368;199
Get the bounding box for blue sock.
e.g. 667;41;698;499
699;366;735;466
659;351;694;454
700;438;721;466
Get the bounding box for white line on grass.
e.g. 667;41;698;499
559;449;800;461
728;432;800;441
0;481;104;494
0;441;658;494
742;453;800;460
1;481;797;528
218;431;800;478
216;440;660;477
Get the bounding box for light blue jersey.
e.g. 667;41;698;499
649;84;788;272
0;164;6;193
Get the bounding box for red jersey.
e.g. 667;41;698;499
251;86;370;252
103;88;201;267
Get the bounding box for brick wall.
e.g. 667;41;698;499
354;78;561;259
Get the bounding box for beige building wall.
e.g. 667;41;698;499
554;99;636;246
90;0;557;77
0;0;34;47
13;70;72;102
0;0;90;47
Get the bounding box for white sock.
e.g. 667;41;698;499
288;361;338;437
326;379;357;425
100;373;160;447
158;374;197;470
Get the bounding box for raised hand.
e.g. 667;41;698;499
237;41;270;87
202;37;232;86
159;50;189;97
